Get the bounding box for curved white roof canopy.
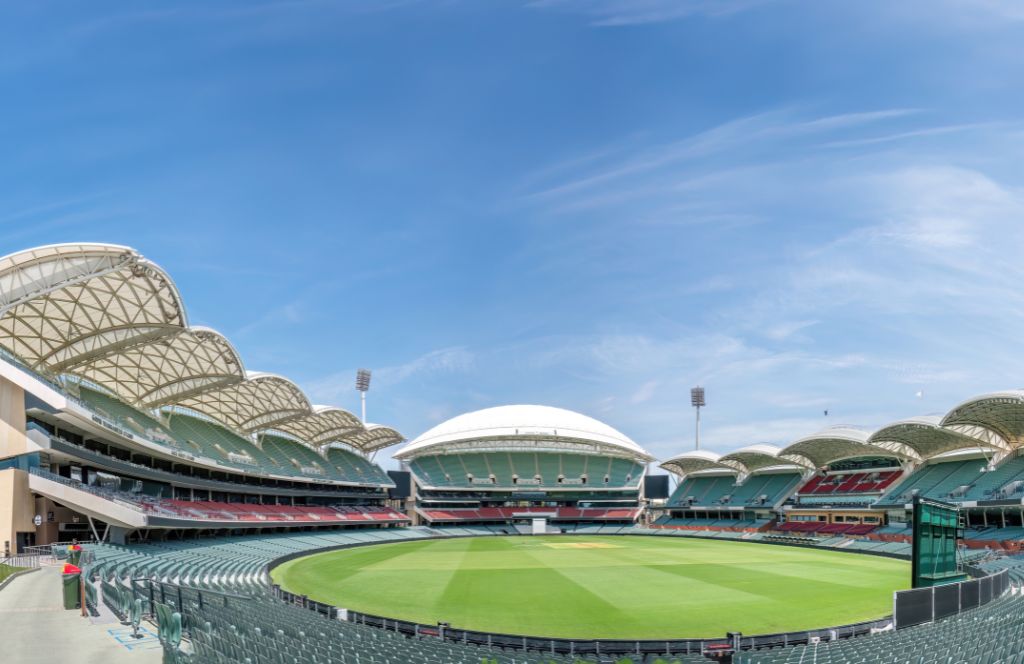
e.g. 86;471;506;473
941;391;1024;450
660;450;735;478
71;327;245;408
719;443;808;474
395;405;652;461
273;405;363;448
869;415;999;458
0;243;186;372
339;425;405;454
0;243;406;457
780;425;909;468
175;371;312;433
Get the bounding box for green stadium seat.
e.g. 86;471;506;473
409;452;644;489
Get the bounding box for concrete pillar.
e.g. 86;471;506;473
0;375;28;460
0;469;36;554
108;526;129;545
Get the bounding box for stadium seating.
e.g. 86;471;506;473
70;387;393;488
797;470;901;495
88;526;1024;664
977;554;1024;584
419;506;640;522
30;467;406;525
75;390;298;484
167;412;281;473
77;386;188;452
325;446;392;485
639;522;907;555
259;434;332;477
960;453;1024;501
962;526;1024;542
874;523;911;536
176;594;713;664
878;458;987;504
409;452;644;489
667;474;735;506
796;494;876;506
159;500;407;524
85;528;442;593
652;517;770;531
734;593;1024;664
667;473;800;508
181;593;582;664
728;474;802;505
777;521;875;536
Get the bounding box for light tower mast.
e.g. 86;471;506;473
356;369;372;423
691;386;705;450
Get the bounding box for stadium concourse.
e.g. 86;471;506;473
2;243;1024;664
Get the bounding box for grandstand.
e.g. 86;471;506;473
395;405;652;529
733;592;1024;664
0;244;406;553
659;445;808;533
658;416;1024;551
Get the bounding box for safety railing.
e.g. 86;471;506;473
892;568;1011;629
1;554;42;569
28;467;149;513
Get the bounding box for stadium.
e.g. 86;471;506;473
1;243;1023;664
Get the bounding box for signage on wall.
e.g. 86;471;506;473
33;515;42;527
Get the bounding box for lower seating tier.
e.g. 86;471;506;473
156;499;408;523
84;526;1017;664
777;521;876;536
418;506;640;521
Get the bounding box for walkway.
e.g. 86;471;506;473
0;564;162;663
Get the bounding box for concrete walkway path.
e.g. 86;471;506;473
0;564;162;664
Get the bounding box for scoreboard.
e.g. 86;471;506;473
911;496;968;588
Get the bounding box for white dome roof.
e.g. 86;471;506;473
395;405;650;460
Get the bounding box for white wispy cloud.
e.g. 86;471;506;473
907;0;1024;23
233;299;308;339
630;380;660;404
306;346;474;405
516;108;928;221
527;0;768;26
762;320;819;341
821;123;990;149
376;347;476;386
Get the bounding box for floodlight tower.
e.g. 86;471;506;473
356;369;372;423
691;386;705;451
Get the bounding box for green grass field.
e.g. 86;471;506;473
271;535;909;639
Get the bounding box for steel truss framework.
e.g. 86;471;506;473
0;243;402;455
662;403;1018;480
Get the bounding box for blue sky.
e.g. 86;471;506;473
3;1;1024;467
